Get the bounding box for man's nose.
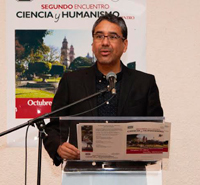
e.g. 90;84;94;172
102;36;110;45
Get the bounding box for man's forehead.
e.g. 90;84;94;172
94;20;122;34
95;31;118;35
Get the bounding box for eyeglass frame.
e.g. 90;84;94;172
93;32;126;42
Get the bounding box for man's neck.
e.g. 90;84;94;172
97;61;121;75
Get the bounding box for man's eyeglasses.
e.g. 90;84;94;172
93;33;125;42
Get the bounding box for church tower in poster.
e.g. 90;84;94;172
60;37;75;68
69;45;75;63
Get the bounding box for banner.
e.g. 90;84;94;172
6;0;146;146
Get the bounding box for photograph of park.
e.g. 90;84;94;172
15;29;94;118
81;125;93;152
15;29;95;97
126;134;164;154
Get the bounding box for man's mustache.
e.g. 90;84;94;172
99;47;112;52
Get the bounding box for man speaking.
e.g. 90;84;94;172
43;14;163;166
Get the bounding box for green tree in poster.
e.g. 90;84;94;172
69;56;93;71
15;30;51;61
50;65;66;77
16;63;25;74
28;62;52;75
15;30;52;79
26;44;50;63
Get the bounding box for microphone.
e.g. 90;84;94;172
106;72;117;94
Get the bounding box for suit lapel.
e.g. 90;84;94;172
82;65;98;116
118;65;134;115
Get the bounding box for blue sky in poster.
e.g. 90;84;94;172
44;29;94;59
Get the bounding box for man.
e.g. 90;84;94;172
43;14;163;166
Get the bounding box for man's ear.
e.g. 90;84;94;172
123;39;128;53
92;42;94;53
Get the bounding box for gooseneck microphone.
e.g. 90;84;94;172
106;72;117;94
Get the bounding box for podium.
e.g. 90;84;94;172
59;117;165;185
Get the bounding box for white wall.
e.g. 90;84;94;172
1;0;200;184
146;1;200;184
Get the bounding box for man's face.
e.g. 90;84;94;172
92;20;128;66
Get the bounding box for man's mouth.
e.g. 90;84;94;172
101;51;110;56
100;49;111;56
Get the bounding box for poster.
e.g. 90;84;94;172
6;0;146;146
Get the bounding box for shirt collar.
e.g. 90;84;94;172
94;62;124;82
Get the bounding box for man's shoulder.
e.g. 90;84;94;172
62;65;95;79
123;65;155;81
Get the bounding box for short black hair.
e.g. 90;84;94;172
92;13;128;39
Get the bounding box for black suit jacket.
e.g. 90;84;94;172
43;63;163;166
